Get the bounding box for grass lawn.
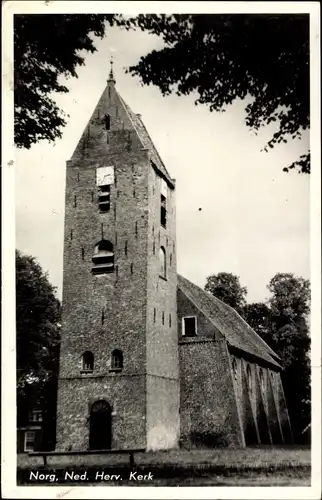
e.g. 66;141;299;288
17;445;311;486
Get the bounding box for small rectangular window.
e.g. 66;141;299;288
182;316;197;337
24;431;36;452
29;410;43;423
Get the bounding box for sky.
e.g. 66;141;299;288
15;24;310;305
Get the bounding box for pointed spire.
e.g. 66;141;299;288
108;55;115;83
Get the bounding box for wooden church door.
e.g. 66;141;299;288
89;400;112;450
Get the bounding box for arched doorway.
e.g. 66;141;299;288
89;400;112;450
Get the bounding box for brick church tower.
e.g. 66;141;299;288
56;64;179;452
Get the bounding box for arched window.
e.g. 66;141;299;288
247;365;253;394
82;351;94;372
232;357;238;382
92;240;114;274
159;246;166;279
111;349;123;371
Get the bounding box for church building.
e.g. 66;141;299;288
56;66;292;452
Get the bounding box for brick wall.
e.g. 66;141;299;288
56;377;146;451
145;166;180;450
179;339;243;447
56;80;179;451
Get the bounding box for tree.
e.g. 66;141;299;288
123;14;310;173
205;272;247;313
267;273;311;441
14;14;121;149
16;250;61;384
268;272;310;326
16;250;61;449
243;302;272;344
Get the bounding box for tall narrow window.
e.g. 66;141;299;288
24;431;36;452
161;194;167;228
160;178;167;228
104;114;110;130
182;316;197;337
247;365;253;395
232;358;238;382
82;351;94;372
92;240;114;274
159;246;166;279
259;368;265;393
111;349;123;371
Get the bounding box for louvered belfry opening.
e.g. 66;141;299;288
98;185;111;212
92;240;114;274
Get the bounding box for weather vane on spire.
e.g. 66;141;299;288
108;55;115;82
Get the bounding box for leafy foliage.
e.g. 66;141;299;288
243;302;272;343
268;272;310;324
16;250;61;449
16;250;61;386
14;14;120;149
267;273;311;439
205;272;247;313
123;14;310;173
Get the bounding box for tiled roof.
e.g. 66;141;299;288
117;91;174;186
178;274;281;369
